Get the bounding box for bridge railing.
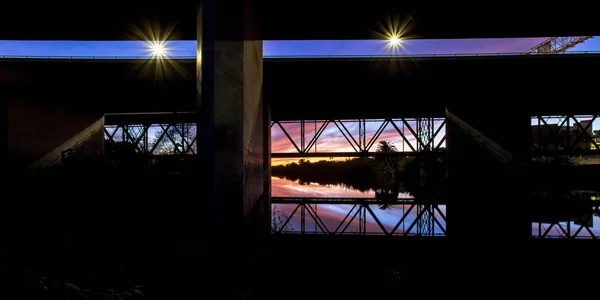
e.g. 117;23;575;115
271;197;447;236
271;197;599;239
2;51;600;60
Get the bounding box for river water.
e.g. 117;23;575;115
271;176;600;238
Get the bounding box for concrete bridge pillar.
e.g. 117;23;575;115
445;106;531;297
446;106;531;240
197;0;269;241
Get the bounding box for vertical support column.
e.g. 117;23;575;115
446;105;530;297
446;107;530;239
197;0;266;237
263;95;271;234
197;2;266;295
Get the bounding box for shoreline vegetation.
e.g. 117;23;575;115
272;141;446;209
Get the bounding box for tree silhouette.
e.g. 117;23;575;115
374;141;402;210
151;124;196;155
271;141;447;209
271;205;294;233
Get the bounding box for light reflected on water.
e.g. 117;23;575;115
271;177;600;238
272;176;445;235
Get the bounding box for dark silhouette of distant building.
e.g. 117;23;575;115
531;120;594;151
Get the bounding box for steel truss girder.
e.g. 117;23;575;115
104;122;197;155
272;118;446;156
271;197;447;236
534;203;599;239
531;115;600;156
523;36;593;55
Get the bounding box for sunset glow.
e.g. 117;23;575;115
271;119;446;165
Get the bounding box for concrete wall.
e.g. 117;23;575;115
446;108;531;239
242;41;265;225
7;98;104;170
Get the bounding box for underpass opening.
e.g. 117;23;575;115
270;117;447;237
530;115;600;239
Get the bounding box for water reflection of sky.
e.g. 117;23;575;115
272;177;600;238
272;176;446;235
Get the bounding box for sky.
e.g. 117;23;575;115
1;36;600;57
3;37;599;237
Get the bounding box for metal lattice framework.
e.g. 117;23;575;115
416;118;436;236
271;197;447;236
271;118;446;158
531;114;599;239
534;202;599;239
523;36;593;55
531;115;600;156
104;123;197;155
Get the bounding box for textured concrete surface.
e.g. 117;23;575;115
198;0;267;235
446;108;531;239
7;98;104;169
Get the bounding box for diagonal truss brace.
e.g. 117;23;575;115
272;118;446;154
104;123;197;155
532;115;599;154
536;204;599;239
272;198;446;236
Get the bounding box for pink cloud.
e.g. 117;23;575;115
271;119;446;154
272;176;373;198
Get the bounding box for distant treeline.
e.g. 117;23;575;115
272;156;446;200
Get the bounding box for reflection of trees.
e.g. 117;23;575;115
271;141;447;209
272;158;377;193
373;141;402;210
401;152;447;202
271;205;294;232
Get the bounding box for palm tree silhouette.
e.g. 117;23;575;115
374;141;401;210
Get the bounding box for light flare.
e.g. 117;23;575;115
371;15;415;56
126;22;190;81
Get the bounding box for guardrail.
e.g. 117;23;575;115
1;51;600;60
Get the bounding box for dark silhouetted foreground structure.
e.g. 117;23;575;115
3;2;600;299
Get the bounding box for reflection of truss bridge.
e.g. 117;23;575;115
271;197;446;236
104;122;197;155
271;118;446;158
534;203;599;239
416;117;436;236
531;115;600;156
531;115;599;239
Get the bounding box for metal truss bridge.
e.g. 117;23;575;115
531;114;600;156
271;197;599;239
271;117;446;158
271;197;447;237
534;201;600;239
95;113;600;239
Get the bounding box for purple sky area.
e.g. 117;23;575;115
0;37;598;57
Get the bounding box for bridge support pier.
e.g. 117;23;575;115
446;106;531;297
197;0;268;294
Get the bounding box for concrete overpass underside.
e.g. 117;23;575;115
3;54;600;120
1;2;600;40
5;3;600;298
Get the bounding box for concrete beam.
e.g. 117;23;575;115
2;2;600;40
